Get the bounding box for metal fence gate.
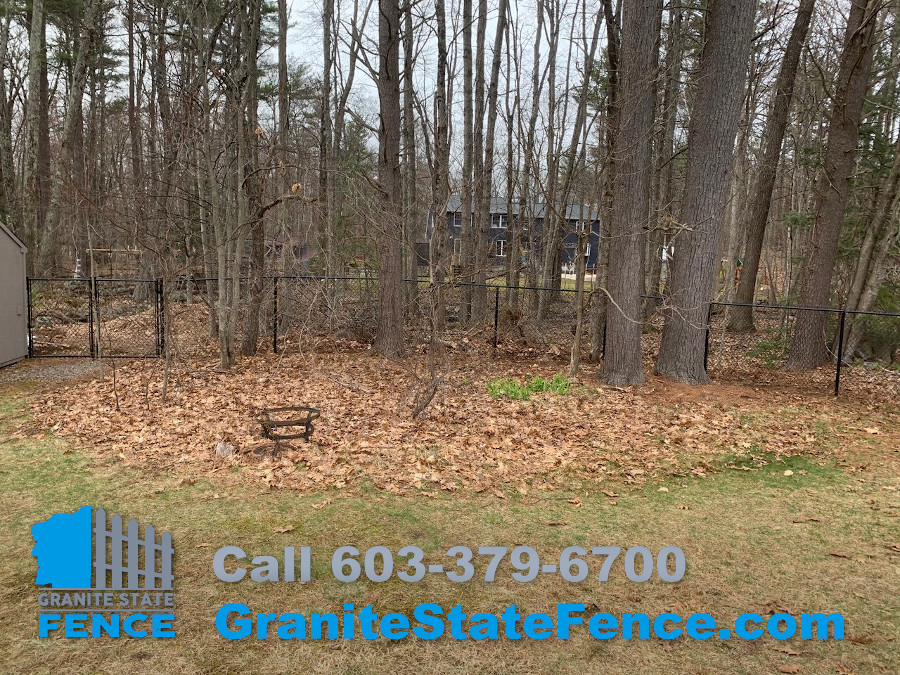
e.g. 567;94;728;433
27;278;163;359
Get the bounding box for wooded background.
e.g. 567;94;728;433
1;0;898;382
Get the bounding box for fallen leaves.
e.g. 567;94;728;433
22;343;900;498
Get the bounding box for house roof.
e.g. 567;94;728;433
445;194;600;221
0;218;26;251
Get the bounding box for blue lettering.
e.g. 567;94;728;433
654;612;682;640
735;613;764;639
64;614;88;637
522;612;553;640
216;603;252;639
468;612;499;640
588;612;618;639
800;612;843;640
381;613;410;639
622;613;650;639
39;614;60;637
557;604;584;639
685;613;715;640
123;614;148;637
412;603;444;639
767;613;797;640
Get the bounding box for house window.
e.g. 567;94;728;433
491;214;506;229
453;238;462;257
495;240;506;258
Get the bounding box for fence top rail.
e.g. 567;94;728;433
28;277;158;283
711;300;900;319
31;275;896;319
403;278;582;293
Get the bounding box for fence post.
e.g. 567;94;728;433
834;310;846;396
155;279;162;357
88;278;96;359
159;279;166;355
94;278;103;358
493;286;499;354
703;304;713;373
273;276;279;354
26;278;33;358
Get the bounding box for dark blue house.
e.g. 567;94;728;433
427;195;602;273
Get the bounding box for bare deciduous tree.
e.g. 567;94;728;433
655;0;758;384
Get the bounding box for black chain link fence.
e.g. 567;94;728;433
28;278;162;359
26;276;900;398
93;279;161;358
705;303;900;398
27;279;94;357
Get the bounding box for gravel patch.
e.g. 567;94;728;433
0;358;108;384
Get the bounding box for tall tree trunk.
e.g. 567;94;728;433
373;0;404;356
589;0;620;360
470;0;489;321
601;0;658;387
504;24;519;307
520;1;545;312
24;0;46;274
537;0;561;318
320;0;334;281
840;136;900;360
785;0;879;370
0;0;16;225
402;3;418;307
473;0;509;322
655;0;757;384
48;0;102;284
240;0;265;357
644;3;683;317
460;0;474;319
431;0;450;332
730;0;816;331
844;133;900;318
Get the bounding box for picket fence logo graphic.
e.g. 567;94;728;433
31;506;176;638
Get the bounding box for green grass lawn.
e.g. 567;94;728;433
0;394;897;674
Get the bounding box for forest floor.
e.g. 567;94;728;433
0;346;897;673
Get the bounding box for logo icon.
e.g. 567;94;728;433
31;507;176;638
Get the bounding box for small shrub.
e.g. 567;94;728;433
487;378;532;400
526;373;572;395
487;373;572;400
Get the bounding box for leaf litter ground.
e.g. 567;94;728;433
19;339;899;498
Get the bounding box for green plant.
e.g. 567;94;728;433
526;372;572;395
487;373;572;400
487;377;532;400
